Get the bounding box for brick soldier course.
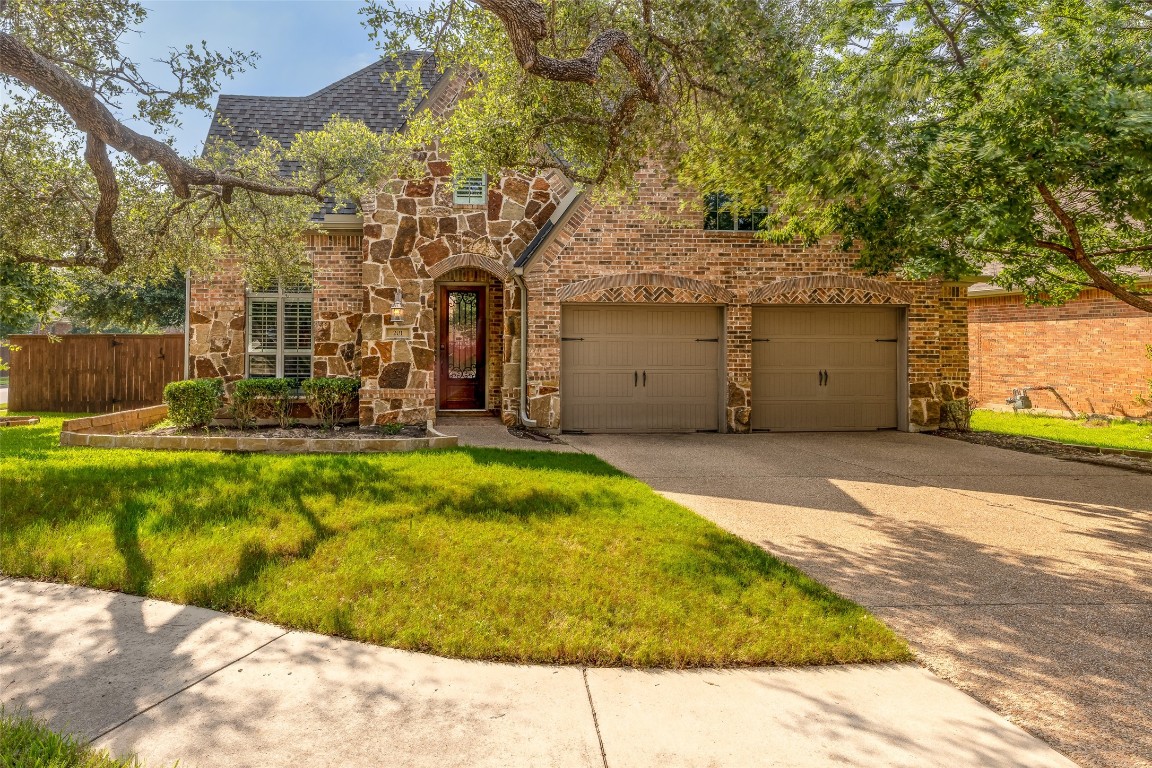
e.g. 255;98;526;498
190;60;971;433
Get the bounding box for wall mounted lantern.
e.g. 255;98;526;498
389;289;405;325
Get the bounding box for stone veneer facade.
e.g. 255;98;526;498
190;162;970;433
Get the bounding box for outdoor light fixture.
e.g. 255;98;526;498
389;289;405;324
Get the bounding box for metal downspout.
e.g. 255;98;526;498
512;270;536;427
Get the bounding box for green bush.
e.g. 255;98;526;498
230;378;293;429
163;378;223;429
940;397;975;431
301;376;359;429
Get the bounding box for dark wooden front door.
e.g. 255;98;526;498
438;286;487;410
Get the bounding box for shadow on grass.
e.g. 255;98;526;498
112;500;153;594
450;445;627;477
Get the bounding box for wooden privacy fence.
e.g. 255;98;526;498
7;334;184;413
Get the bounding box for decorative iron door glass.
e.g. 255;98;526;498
438;286;486;409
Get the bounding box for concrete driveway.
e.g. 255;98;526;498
566;431;1152;768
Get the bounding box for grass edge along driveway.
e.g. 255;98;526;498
971;409;1152;452
1;413;909;668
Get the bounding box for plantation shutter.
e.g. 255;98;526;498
453;174;487;205
248;299;279;377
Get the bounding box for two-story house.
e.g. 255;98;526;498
189;57;970;433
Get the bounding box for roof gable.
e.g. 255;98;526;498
205;52;440;152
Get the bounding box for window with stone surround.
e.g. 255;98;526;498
703;192;768;232
453;173;487;205
246;283;313;384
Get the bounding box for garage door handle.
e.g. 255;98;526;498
643;370;647;387
875;338;898;342
695;338;719;342
634;371;638;387
562;337;584;341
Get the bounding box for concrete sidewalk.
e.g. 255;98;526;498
2;579;1075;768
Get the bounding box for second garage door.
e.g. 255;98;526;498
752;306;900;431
561;305;721;432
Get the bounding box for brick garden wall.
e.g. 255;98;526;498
969;289;1152;417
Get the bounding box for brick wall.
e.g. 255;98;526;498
969;289;1152;416
522;165;969;431
191;161;971;432
188;233;364;382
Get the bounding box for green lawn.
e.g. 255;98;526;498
0;413;908;668
0;709;144;768
971;410;1152;452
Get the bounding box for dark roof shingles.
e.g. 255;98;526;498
204;53;440;218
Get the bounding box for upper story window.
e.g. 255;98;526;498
703;192;769;232
246;282;313;384
453;173;488;205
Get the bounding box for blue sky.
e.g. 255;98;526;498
122;1;391;153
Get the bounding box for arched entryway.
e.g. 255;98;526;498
431;262;508;413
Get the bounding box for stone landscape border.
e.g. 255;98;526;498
60;404;458;453
0;416;40;427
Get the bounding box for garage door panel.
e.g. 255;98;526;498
645;370;715;400
562;306;721;432
752;306;900;432
640;340;718;369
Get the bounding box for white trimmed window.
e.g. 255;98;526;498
453;173;487;205
246;283;313;383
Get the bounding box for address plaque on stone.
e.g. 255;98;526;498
385;327;412;339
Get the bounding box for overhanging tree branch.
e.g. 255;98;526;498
0;32;325;202
1036;182;1152;312
83;134;123;273
472;0;661;103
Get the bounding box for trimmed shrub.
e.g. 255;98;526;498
301;377;359;429
940;397;975;431
163;378;223;429
230;378;293;429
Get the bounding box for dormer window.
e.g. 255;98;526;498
453;174;487;205
703;192;768;232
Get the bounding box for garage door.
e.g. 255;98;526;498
561;305;721;432
752;306;900;431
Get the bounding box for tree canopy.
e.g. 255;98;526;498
2;0;1151;320
370;0;1152;310
0;0;416;324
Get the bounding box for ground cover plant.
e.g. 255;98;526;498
0;414;909;667
971;410;1152;452
0;709;144;768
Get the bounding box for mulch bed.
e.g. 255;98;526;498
936;429;1152;475
507;425;559;443
143;424;428;439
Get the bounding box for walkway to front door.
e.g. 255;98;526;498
438;285;486;410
